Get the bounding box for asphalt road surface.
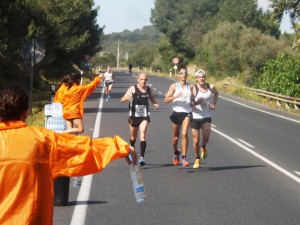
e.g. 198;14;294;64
54;70;300;225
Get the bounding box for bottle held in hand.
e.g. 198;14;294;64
130;165;146;203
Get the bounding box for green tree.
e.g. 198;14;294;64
0;0;103;86
270;0;300;49
216;0;280;37
198;22;292;84
129;41;156;68
151;0;220;60
256;53;300;97
150;0;281;66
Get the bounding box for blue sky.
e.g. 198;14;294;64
95;0;292;34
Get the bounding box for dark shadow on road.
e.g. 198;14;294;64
140;163;178;169
67;200;108;206
140;164;265;171
184;165;266;173
84;107;128;113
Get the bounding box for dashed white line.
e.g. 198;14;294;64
212;127;300;184
294;171;300;176
237;138;255;148
220;96;300;124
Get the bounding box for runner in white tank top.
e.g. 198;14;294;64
172;81;192;113
190;70;218;168
164;67;193;167
103;67;114;101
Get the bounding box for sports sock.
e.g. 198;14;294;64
140;141;146;157
130;139;136;147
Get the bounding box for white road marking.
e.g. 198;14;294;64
70;87;105;225
70;175;93;225
212;127;300;184
237;138;255;148
295;171;300;176
220;96;300;124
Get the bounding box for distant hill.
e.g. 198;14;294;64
101;25;162;52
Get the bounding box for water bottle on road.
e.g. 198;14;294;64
71;176;83;188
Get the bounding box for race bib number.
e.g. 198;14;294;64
135;105;147;117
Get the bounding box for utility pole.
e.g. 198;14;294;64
116;41;121;68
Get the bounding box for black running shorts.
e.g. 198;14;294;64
128;117;150;127
170;111;192;125
190;117;211;129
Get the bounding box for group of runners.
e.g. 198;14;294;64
121;67;219;169
53;66;219;169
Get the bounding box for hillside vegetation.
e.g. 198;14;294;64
1;0;299;100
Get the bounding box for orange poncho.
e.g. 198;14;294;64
54;76;101;120
0;121;130;225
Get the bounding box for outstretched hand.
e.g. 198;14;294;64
125;146;137;165
153;103;160;109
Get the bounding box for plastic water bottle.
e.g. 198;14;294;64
71;176;83;188
44;104;51;116
130;165;146;203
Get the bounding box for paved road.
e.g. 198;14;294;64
54;70;300;225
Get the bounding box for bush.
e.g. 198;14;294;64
255;53;300;97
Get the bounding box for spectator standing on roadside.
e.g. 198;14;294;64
164;67;192;166
129;64;133;74
54;72;103;134
120;73;159;166
0;86;137;225
103;67;114;101
190;70;218;168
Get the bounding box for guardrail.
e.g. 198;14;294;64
223;83;300;111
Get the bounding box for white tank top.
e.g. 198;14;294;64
104;72;113;82
192;85;212;119
172;82;192;113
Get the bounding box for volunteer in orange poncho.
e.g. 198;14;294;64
54;72;102;134
0;86;137;225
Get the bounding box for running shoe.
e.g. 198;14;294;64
182;157;190;167
139;157;145;166
193;159;201;168
105;97;108;102
173;149;181;166
201;146;207;159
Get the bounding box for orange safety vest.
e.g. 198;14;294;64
54;76;101;120
0;121;129;225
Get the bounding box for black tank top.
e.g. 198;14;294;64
129;85;150;118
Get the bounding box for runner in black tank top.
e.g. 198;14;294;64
121;73;160;166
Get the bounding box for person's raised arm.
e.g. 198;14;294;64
120;86;134;103
164;83;180;103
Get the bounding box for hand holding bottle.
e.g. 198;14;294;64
125;146;137;165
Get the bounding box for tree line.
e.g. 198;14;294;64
0;0;299;97
0;0;103;89
95;0;299;97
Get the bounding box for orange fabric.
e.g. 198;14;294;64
54;76;101;120
0;121;130;225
